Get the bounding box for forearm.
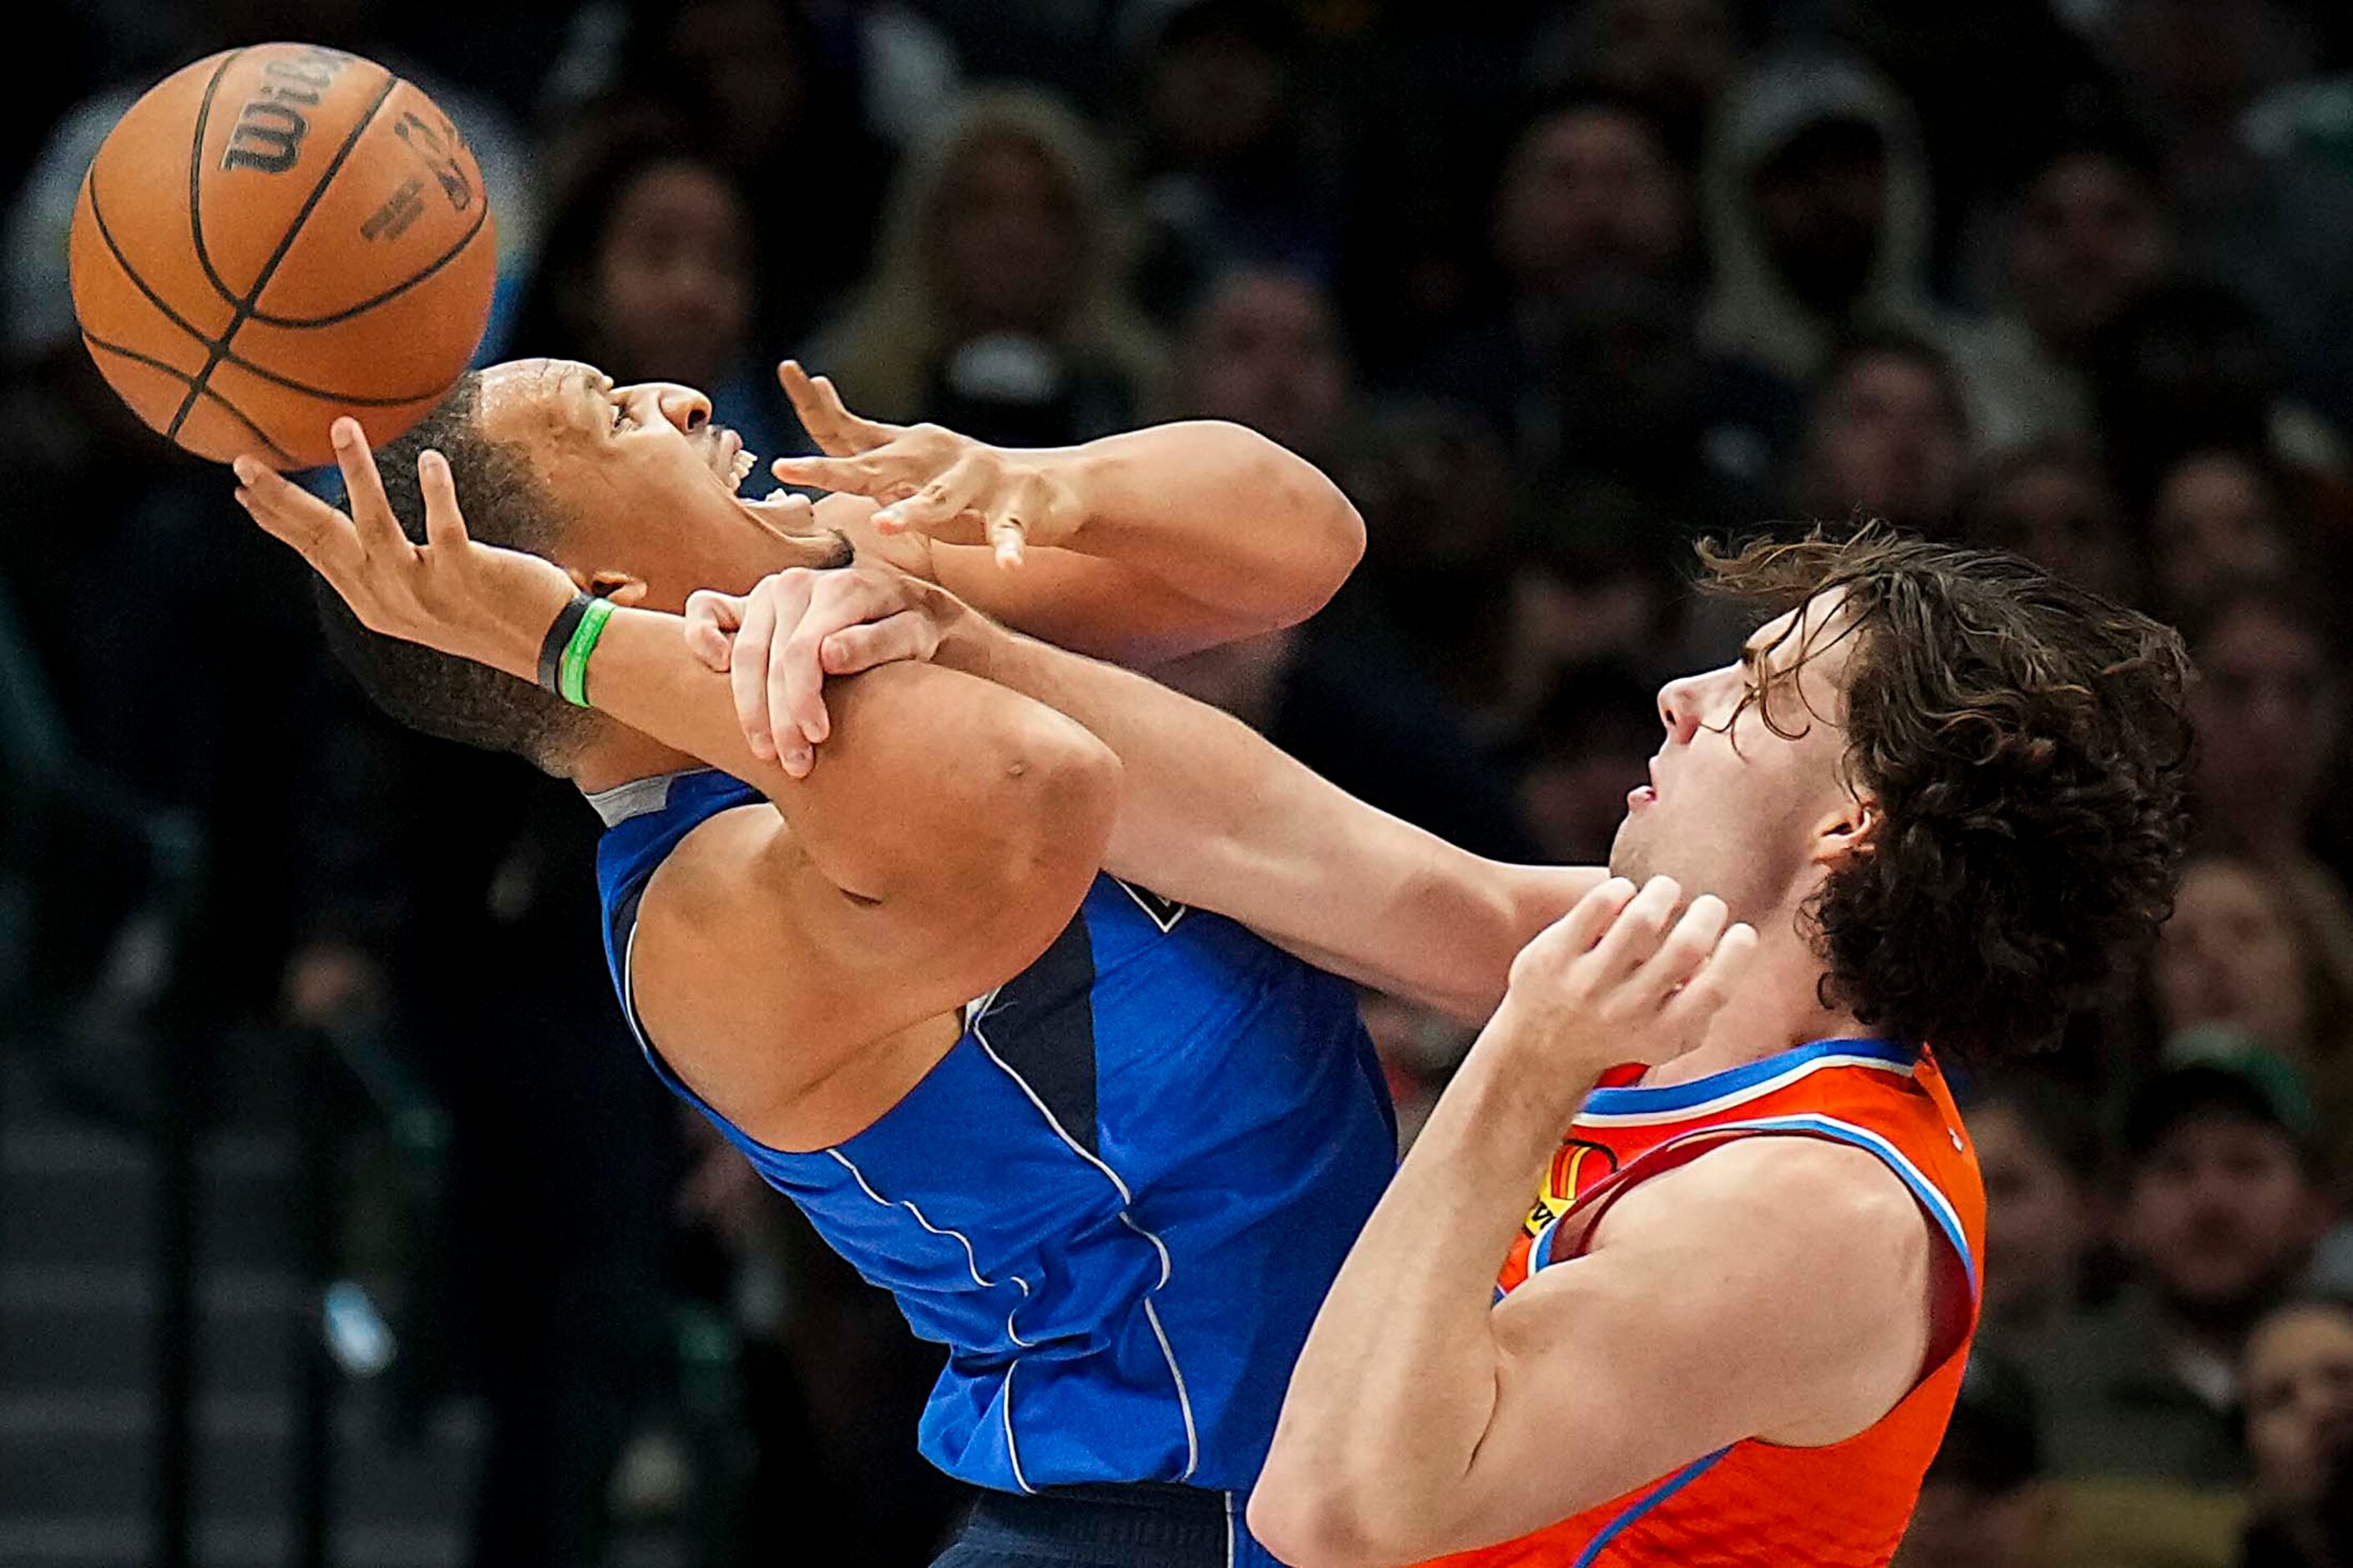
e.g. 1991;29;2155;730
925;422;1363;660
475;584;1109;899
940;614;1576;1018
1257;1024;1602;1560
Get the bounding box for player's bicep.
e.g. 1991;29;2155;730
1443;1142;1935;1545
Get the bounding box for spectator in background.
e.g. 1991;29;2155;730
2157;857;2353;1080
1893;1353;2057;1568
1421;92;1696;443
1952;129;2176;455
1699;51;1946;391
1515;660;1661;864
1502;544;1683;733
2023;1059;2331;1486
503;139;788;461
2156;854;2353;1191
1968;1075;2108;1353
807;88;1169;448
1172;262;1352;465
2094;0;2353;433
797;0;964;155
1335;400;1523;736
1959;438;2145;604
2183;579;2345;875
1784;330;1973;535
2090;281;2350;513
1525;0;1742;165
2242;1297;2353;1568
1421;91;1790;518
1121;0;1339;322
548;0;893;346
1146;603;1541;864
1829;0;2116;281
2149;449;2302;616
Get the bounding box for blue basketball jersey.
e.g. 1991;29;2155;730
591;768;1397;1497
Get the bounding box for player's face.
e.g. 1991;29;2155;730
1608;591;1869;923
474;357;848;611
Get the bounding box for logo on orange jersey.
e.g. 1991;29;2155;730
1522;1136;1619;1237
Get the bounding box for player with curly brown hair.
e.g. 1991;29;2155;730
1245;531;2193;1568
679;520;2189;1568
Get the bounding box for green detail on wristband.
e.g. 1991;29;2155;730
559;597;615;708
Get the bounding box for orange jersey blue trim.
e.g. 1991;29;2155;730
1441;1037;1985;1568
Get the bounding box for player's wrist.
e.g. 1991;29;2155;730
927;589;1006;681
1474;994;1618;1120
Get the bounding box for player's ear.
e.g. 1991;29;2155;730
568;567;649;606
1811;793;1879;867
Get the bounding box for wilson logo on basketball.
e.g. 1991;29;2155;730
219;47;352;175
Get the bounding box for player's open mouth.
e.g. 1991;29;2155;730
707;427;757;493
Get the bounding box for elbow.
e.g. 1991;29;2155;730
1249;1457;1430;1568
1283;466;1367;625
1221;424;1366;628
1309;478;1369;605
987;708;1122;890
1252;1469;1411;1563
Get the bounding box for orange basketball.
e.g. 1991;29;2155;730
68;43;497;470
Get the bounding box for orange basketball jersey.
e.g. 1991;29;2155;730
1434;1037;1985;1568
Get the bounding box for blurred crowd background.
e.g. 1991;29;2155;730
8;1;2353;1565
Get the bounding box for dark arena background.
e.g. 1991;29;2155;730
6;1;2353;1565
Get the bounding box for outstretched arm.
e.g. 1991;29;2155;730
690;563;1602;1023
774;362;1364;665
234;427;1119;1082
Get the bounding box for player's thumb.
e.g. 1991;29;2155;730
683;589;745;672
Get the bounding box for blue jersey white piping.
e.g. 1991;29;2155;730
970;1002;1202;1482
827;1147;1037;1349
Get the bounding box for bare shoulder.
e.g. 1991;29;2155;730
1578;1134;1937;1444
630;803;863;1061
640;802;826;935
1596;1135;1932;1287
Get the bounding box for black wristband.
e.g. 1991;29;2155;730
537;592;595;697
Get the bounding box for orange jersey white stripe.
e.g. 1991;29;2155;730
1433;1037;1985;1568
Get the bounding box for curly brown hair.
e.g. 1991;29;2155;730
1699;525;2195;1061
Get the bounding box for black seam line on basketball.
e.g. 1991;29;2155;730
205;351;452;407
81;330;297;467
88;166;448;410
89;179;452;408
240;201;490;327
166;68;402;443
84;178;230;355
186;48;250;311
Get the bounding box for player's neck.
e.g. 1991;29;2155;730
566;728;707;797
1643;921;1869;1090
